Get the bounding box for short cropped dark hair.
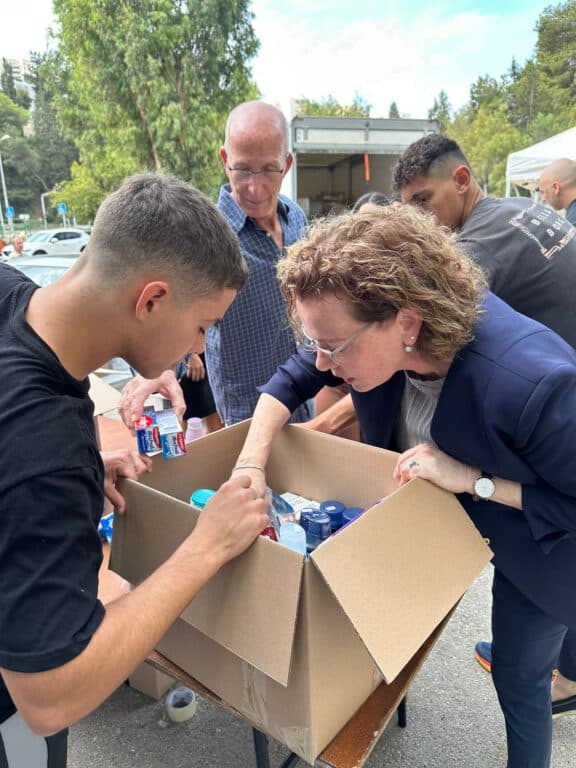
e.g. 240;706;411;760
88;173;247;302
392;135;470;191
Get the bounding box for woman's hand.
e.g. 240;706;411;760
393;443;477;495
101;449;153;513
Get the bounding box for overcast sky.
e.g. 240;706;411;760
1;0;552;118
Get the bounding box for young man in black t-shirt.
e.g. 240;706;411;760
0;174;269;765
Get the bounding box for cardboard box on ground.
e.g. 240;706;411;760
110;422;492;764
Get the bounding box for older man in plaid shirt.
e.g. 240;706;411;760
118;102;311;426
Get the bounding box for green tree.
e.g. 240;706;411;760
451;104;525;196
1;59;31;110
428;89;452;132
295;92;371;117
1;60;18;102
536;0;576;102
388;101;400;119
48;0;260;218
0;93;28;136
30;53;78;193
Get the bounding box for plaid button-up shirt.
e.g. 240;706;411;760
205;186;311;425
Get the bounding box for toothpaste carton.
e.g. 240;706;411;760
136;410;186;459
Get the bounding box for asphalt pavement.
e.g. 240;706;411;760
68;564;575;767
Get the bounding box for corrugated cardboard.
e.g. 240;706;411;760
111;422;491;764
88;374;121;415
128;661;173;700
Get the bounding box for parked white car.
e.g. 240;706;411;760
3;228;90;258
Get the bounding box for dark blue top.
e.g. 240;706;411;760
262;293;576;629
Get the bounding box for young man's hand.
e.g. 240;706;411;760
118;370;186;431
189;474;270;571
101;449;153;513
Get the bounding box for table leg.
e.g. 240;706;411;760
253;729;272;768
397;696;407;728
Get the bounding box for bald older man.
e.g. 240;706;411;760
539;158;576;226
119;101;312;427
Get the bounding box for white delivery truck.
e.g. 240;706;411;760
281;116;439;216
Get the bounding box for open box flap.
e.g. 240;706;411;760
88;373;121;416
111;480;304;687
310;478;492;683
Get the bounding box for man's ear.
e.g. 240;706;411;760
219;146;228;169
452;164;472;195
283;152;294;175
134;281;170;322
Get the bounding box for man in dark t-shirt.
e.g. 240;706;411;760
394;135;576;346
393;134;576;730
0;174;269;765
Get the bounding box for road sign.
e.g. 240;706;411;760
5;206;14;219
56;202;67;215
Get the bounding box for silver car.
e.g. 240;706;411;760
3;228;90;258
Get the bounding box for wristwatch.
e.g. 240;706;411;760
473;472;495;501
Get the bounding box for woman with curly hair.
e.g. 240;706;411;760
235;204;576;768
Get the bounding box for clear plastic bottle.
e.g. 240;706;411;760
185;417;207;443
279;522;307;555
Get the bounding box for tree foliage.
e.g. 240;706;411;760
46;0;260;219
433;0;576;195
295;91;371;117
428;89;452;132
30;53;78;194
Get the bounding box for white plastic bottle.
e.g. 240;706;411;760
185;417;207;444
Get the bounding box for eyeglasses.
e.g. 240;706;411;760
299;323;373;367
226;166;285;181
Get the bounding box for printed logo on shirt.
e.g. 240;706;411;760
508;204;575;261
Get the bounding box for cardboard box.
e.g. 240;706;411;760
129;661;173;700
111;422;491;764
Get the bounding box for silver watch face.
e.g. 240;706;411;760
475;476;495;499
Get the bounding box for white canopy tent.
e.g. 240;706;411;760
505;126;576;196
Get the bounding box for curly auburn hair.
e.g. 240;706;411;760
278;205;487;363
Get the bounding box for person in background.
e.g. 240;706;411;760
538;158;576;226
9;234;25;257
393;134;576;346
0;173;269;767
176;352;222;433
392;133;576;719
352;191;392;212
119;101;311;428
235;206;576;768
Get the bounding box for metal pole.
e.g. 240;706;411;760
0;198;5;241
0;151;13;237
40;191;49;229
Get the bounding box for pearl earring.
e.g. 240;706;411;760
404;335;416;353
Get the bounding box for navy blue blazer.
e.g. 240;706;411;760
263;293;576;628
